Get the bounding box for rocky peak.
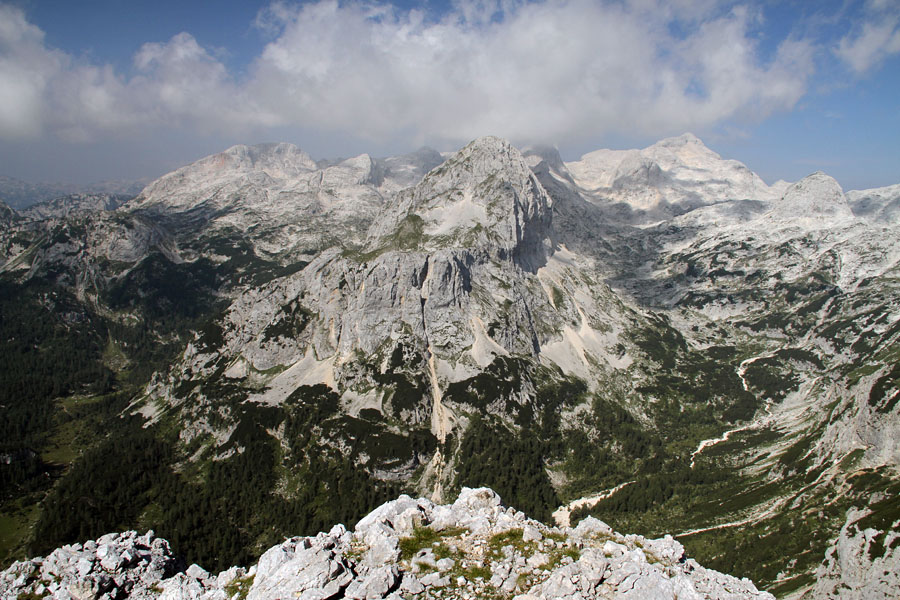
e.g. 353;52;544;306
120;142;396;255
847;182;900;224
321;154;381;188
523;145;583;200
419;136;545;199
130;143;318;213
565;134;778;218
643;133;746;178
213;143;318;179
523;145;566;173
768;171;853;222
610;152;667;190
369;136;553;271
648;132;715;155
656;132;704;146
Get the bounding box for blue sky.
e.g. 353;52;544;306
0;0;897;191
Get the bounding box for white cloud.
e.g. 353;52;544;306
0;5;275;142
835;16;900;74
0;5;63;138
47;32;279;142
834;0;900;74
247;0;814;147
0;0;816;149
127;33;277;132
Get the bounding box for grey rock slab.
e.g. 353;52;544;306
522;525;543;542
399;573;425;594
349;565;400;600
185;564;210;580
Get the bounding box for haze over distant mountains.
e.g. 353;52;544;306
0;175;147;210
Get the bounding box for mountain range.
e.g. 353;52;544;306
0;176;146;211
0;134;898;599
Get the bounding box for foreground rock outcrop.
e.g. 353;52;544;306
1;488;772;600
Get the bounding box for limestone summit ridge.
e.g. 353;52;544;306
0;488;773;600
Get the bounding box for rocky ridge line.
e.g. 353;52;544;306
0;488;772;600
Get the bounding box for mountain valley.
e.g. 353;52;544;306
1;134;898;599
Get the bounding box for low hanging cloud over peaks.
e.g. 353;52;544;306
0;0;877;153
250;0;817;144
